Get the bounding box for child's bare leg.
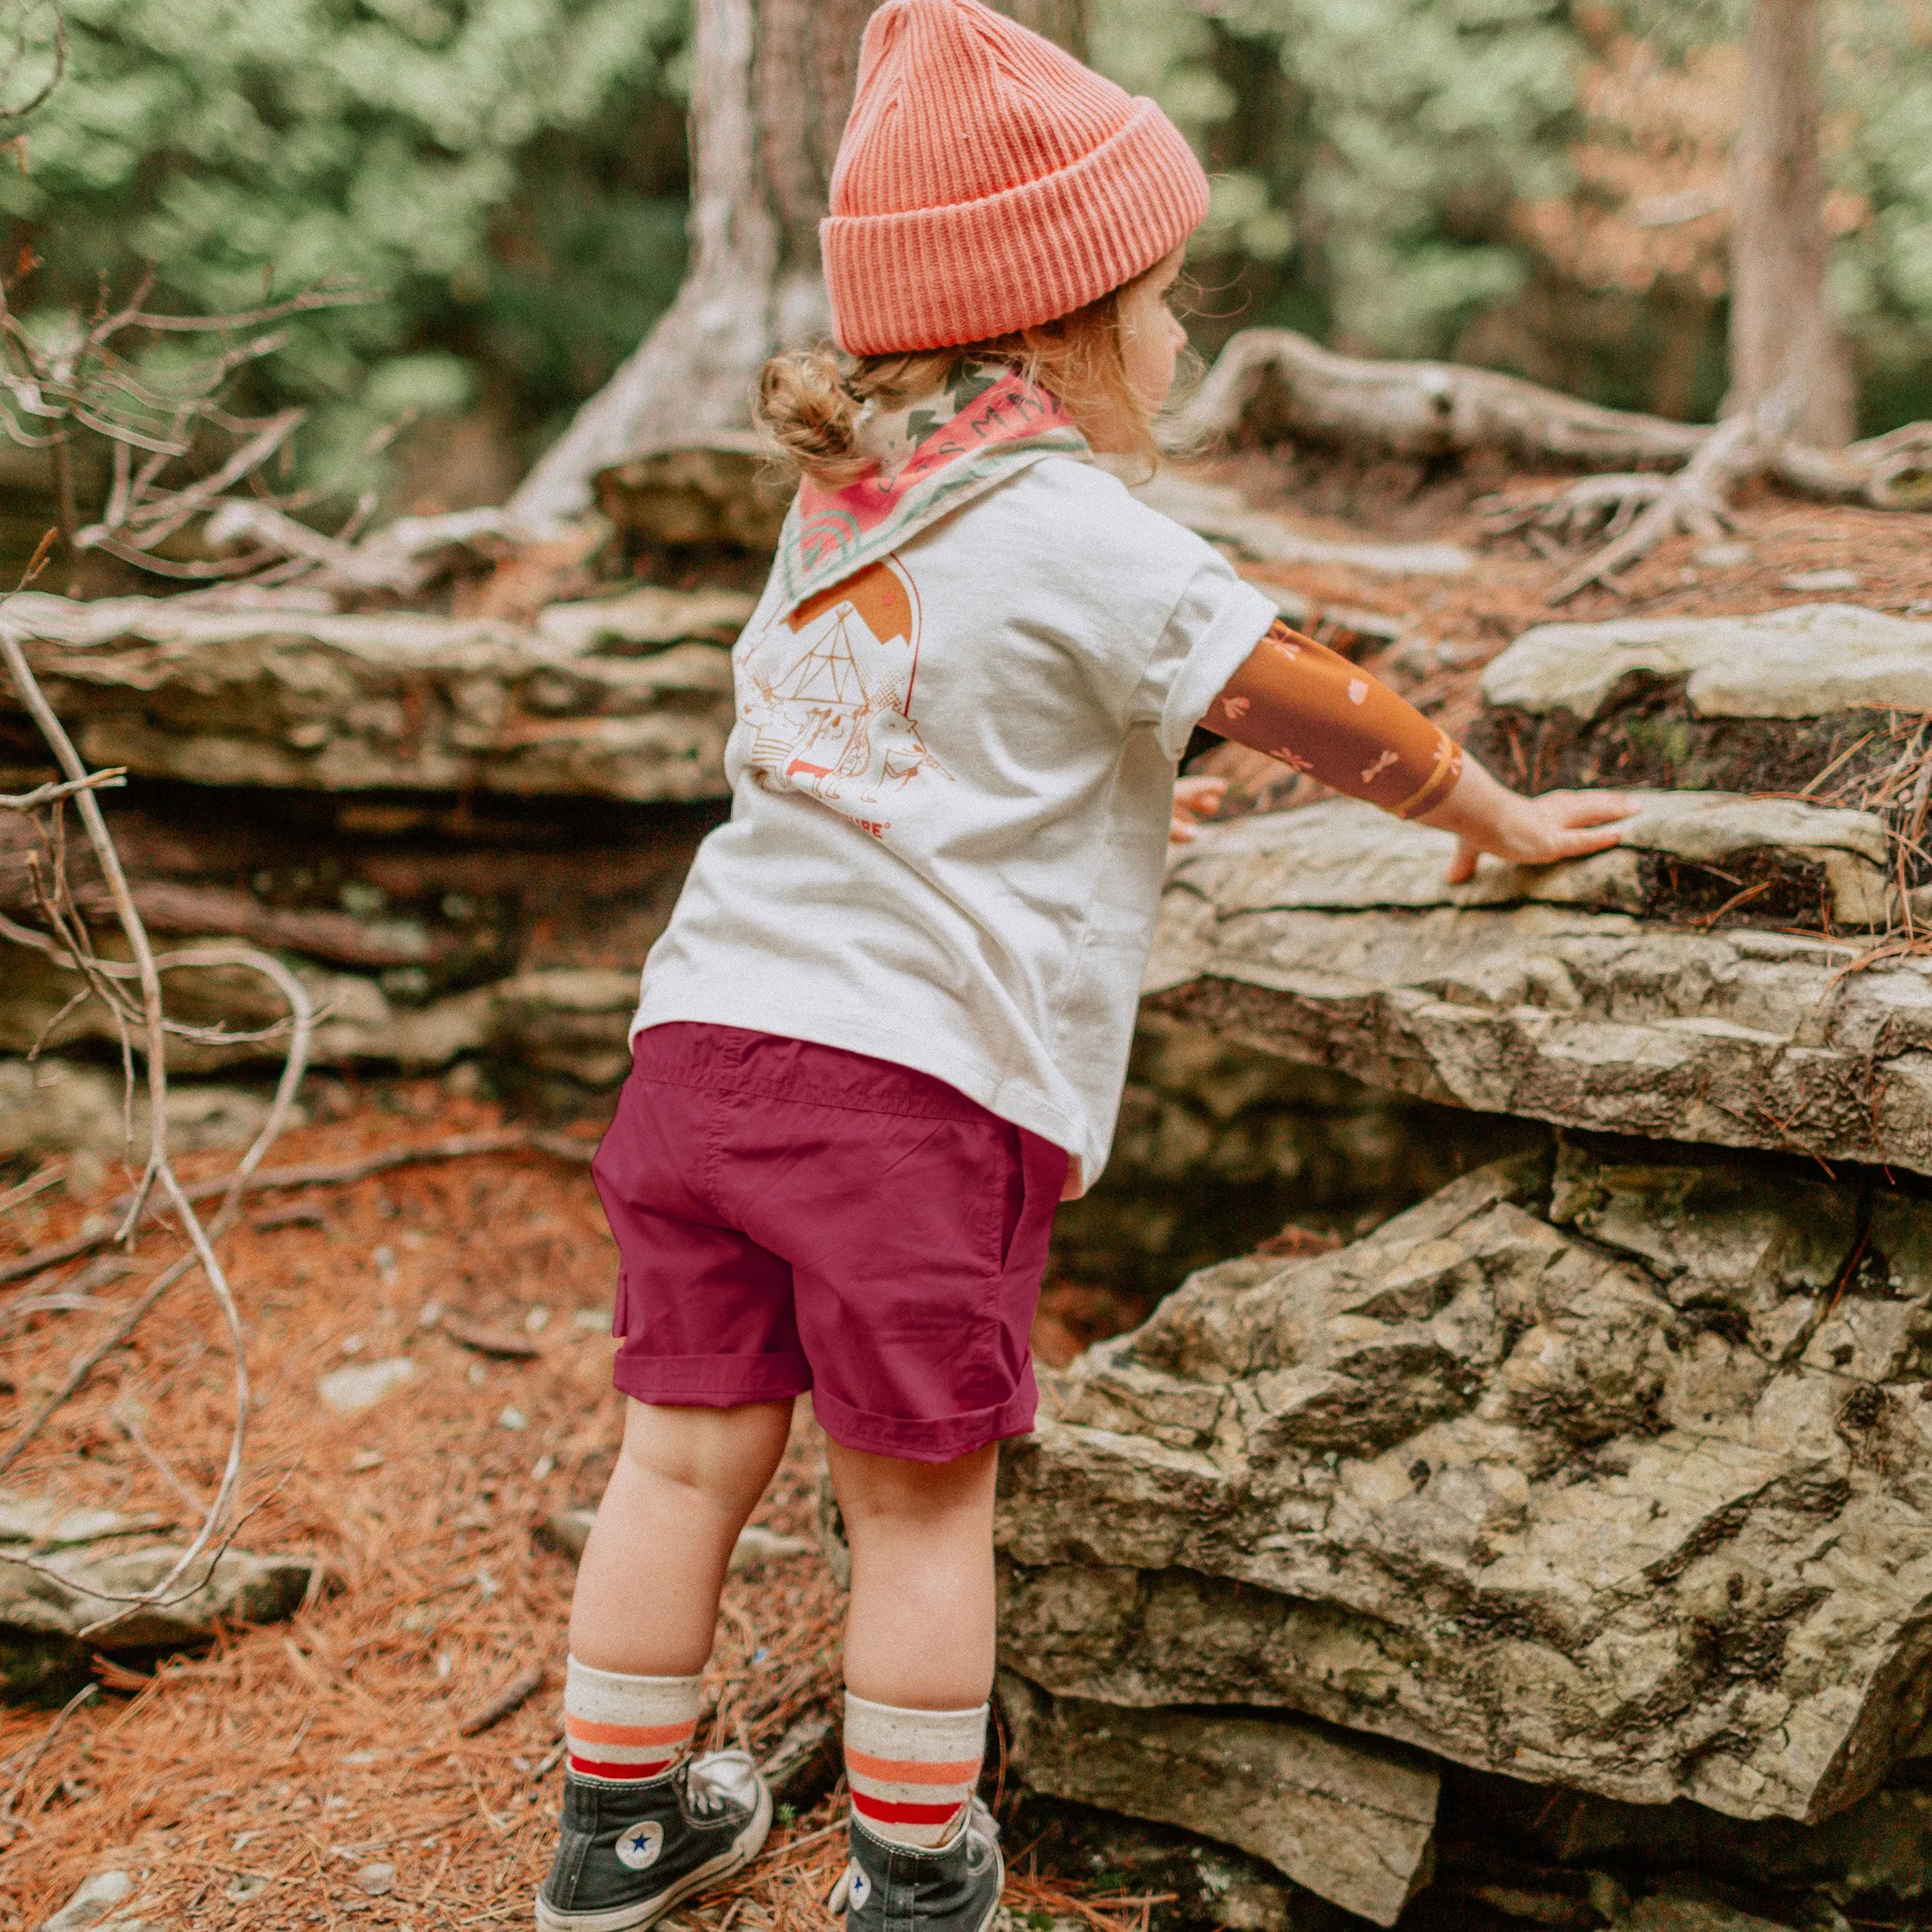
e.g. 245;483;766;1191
539;1399;790;1930
828;1440;999;1709
827;1438;1002;1886
570;1396;794;1675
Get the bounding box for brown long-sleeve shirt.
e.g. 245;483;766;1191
1206;619;1464;819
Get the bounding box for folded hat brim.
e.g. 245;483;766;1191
821;98;1210;357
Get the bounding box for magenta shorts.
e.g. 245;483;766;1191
590;1023;1068;1461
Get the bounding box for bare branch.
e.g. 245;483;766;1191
0;767;126;811
72;529;287;580
112;285;376;335
113;1398;211;1515
83;409;303;548
0;529;313;1630
199;498;403;587
0;1684;93;1835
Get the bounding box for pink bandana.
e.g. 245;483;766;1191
774;362;1087;612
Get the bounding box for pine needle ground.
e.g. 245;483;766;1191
0;1089;1146;1932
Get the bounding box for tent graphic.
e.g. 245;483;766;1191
743;560;949;822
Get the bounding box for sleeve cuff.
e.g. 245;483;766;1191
1155;575;1283;764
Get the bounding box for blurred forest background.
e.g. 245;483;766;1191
6;0;1930;539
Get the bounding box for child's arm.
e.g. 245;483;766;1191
1202;620;1634;881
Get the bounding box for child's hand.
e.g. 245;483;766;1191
1170;775;1228;844
1426;774;1638;885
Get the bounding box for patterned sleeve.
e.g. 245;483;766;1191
1203;619;1465;820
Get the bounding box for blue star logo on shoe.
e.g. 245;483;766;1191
614;1819;664;1871
847;1861;871;1909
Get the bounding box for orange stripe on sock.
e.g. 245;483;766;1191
845;1748;981;1785
565;1716;696;1747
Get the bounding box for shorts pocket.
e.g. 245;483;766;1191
993;1121;1028;1270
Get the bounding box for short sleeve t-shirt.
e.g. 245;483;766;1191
631;454;1280;1194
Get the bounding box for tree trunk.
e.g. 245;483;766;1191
509;0;1090;528
1728;0;1855;446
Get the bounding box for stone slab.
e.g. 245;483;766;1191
0;1493;168;1551
4;1536;323;1696
1146;801;1932;1178
0;587;753;799
2;960;640;1090
998;1671;1439;1925
1480;605;1932;722
1169;794;1892;928
996;1140;1932;1825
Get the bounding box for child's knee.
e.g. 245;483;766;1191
616;1397;792;1510
830;1439;997;1533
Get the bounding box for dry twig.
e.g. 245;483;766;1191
0;1683;94;1834
458;1666;548;1738
0;530;313;1647
2;1126;599;1287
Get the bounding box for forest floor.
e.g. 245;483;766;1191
1192;451;1932;753
2;472;1928;1931
0;1093;1150;1932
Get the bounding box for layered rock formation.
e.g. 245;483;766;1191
0;586;750;800
1467;604;1932;798
998;603;1932;1927
1147;793;1932;1175
1002;1138;1932;1824
1001;1670;1441;1925
0;587;746;1152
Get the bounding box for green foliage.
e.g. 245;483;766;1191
1825;0;1932;428
1094;0;1932;428
13;0;1930;520
15;0;694;504
1097;0;1580;359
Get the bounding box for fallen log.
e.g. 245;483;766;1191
1171;326;1932;597
1172;326;1932;512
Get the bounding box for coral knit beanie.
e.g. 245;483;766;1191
821;0;1210;355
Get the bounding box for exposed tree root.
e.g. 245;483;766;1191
1170;327;1713;470
1174;327;1932;604
1535;399;1782;602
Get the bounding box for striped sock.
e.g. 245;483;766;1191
843;1692;985;1850
563;1656;701;1784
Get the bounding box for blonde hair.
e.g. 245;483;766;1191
757;267;1168;490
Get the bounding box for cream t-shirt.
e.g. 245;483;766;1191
631;454;1279;1194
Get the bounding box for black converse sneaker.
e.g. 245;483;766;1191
829;1798;1004;1932
535;1750;771;1932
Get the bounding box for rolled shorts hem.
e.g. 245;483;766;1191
612;1349;812;1408
810;1374;1038;1463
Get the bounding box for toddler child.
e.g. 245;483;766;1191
536;4;1632;1929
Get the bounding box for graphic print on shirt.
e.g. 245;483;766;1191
740;554;949;838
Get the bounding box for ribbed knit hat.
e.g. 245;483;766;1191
821;0;1210;355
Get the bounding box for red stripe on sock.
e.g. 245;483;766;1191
851;1792;966;1826
570;1753;675;1781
